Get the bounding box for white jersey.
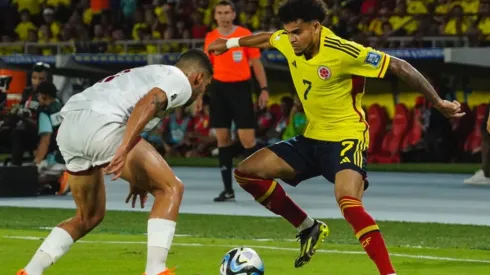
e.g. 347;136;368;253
60;65;192;130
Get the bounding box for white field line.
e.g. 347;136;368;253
4;235;490;264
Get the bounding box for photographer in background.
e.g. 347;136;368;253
9;62;51;166
34;81;67;195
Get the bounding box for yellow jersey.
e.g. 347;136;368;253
269;27;391;147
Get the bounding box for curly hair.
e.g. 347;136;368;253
278;0;328;24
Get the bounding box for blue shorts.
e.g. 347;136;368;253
268;135;369;190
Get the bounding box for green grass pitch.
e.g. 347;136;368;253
1;207;490;274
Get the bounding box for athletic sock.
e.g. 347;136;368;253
145;219;176;275
234;170;310;228
24;227;74;275
339;196;395;275
218;145;234;192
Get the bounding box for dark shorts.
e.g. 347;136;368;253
268;135;369;190
209;79;255;129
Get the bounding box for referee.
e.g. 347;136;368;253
200;0;269;202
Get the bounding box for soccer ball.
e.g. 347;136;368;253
220;247;265;275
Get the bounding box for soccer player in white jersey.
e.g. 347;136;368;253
17;49;213;275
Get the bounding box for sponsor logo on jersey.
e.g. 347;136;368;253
171;94;177;101
365;52;382;67
317;66;331;80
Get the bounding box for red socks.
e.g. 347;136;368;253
234;170;307;227
339;196;396;275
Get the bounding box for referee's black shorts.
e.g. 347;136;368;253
209;79;256;129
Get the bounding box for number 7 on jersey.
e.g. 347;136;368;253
303;79;312;100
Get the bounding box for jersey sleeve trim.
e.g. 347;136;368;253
377;54;391;78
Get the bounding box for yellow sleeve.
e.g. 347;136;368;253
341;41;391;79
269;30;290;54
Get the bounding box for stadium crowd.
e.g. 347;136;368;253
1;0;490;55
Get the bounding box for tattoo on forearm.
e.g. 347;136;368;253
389;58;441;105
151;94;167;110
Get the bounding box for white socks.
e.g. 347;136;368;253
145;218;176;275
24;227;74;275
297;216;315;232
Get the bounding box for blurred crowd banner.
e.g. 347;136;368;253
0;47;486;66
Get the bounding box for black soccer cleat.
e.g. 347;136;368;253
213;190;235;202
294;220;330;268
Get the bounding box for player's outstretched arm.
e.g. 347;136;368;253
388;56;465;119
119;88;168;153
207;32;274;55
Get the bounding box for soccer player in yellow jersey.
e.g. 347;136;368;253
208;0;465;273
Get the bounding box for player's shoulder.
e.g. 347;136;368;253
234;25;253;36
322;29;365;60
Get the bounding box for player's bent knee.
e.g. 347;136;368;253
235;162;262;179
153;176;185;197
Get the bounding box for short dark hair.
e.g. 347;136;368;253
278;0;328;24
176;49;214;77
216;0;236;12
37;81;57;98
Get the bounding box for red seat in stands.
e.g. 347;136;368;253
464;103;488;155
402;97;425;152
367;104;388;155
370;103;410;163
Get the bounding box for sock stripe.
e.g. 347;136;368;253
234;174;264;183
355;224;380;240
256;180;277;203
339;200;362;207
339;198;361;204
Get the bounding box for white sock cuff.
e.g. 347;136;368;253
39;227;74;263
148;219;176;249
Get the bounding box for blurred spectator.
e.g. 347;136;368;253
443;5;471;36
389;0;419;36
186;97;216;157
15;9;37;41
282;96;307;141
41;8;61;39
191;12;209;38
264;96;294;145
7;63;51;166
162;107;194;157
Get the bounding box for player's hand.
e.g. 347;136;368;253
258;90;269;110
433;100;466;119
208;38;228;55
126;184;148;209
104;146;127;181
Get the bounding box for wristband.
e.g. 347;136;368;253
226;37;241;49
260;87;268;91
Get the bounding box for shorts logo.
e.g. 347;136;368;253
171;94;177;101
317;66;331;80
365;52;382;67
232;51;243;62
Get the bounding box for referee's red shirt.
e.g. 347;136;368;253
204;26;261;83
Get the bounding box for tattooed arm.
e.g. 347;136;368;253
388;56;465;118
118;88;168;153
